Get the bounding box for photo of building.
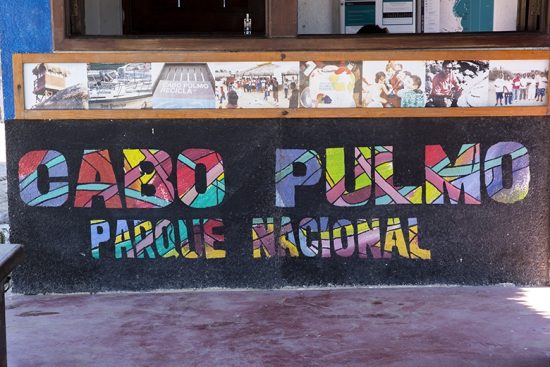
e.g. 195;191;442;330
23;63;88;110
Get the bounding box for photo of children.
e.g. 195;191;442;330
299;61;362;108
24;63;89;110
209;62;299;109
425;60;489;107
362;61;426;108
488;60;549;106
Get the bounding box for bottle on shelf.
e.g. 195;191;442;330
244;13;252;36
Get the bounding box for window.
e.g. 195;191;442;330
77;0;265;36
53;0;550;52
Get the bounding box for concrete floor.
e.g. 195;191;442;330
5;286;550;367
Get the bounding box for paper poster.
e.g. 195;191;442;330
299;61;362;108
342;0;416;34
152;63;216;109
24;63;89;110
380;0;416;33
489;60;549;107
88;63;158;109
425;60;489;107
363;61;426;107
209;62;300;109
341;0;377;34
423;0;517;33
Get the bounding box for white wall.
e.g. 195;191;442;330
298;0;340;34
493;0;518;32
85;0;123;35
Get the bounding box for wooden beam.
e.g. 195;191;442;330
50;32;550;52
18;106;550;121
527;0;543;32
68;0;85;35
543;0;550;33
52;0;67;50
266;0;297;38
517;0;528;31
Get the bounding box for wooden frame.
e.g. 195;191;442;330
55;0;550;52
13;50;550;119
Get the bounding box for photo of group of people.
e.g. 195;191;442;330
362;59;548;108
23;60;549;110
488;60;549;107
208;62;299;109
362;61;426;108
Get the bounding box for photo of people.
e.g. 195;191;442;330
425;60;489;107
299;61;362;108
24;63;89;110
209;62;300;109
362;61;426;108
488;60;549;106
88;63;159;109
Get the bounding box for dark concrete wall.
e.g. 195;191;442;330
6;118;550;293
0;0;52;119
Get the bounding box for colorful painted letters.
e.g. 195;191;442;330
251;216;430;260
20;148;226;209
91;218;225;259
274;142;529;207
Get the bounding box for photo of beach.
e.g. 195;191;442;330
209;62;300;109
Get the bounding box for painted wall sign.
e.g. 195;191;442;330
6;117;549;293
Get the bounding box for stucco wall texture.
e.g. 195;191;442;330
0;0;53;120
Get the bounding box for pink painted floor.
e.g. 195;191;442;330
5;286;550;367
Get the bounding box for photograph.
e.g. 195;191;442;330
488;60;549;107
88;62;159;109
24;63;89;110
362;61;426;108
299;61;362;108
152;63;216;109
208;62;300;109
425;60;490;107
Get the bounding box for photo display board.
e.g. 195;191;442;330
21;59;550;111
7;117;550;293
